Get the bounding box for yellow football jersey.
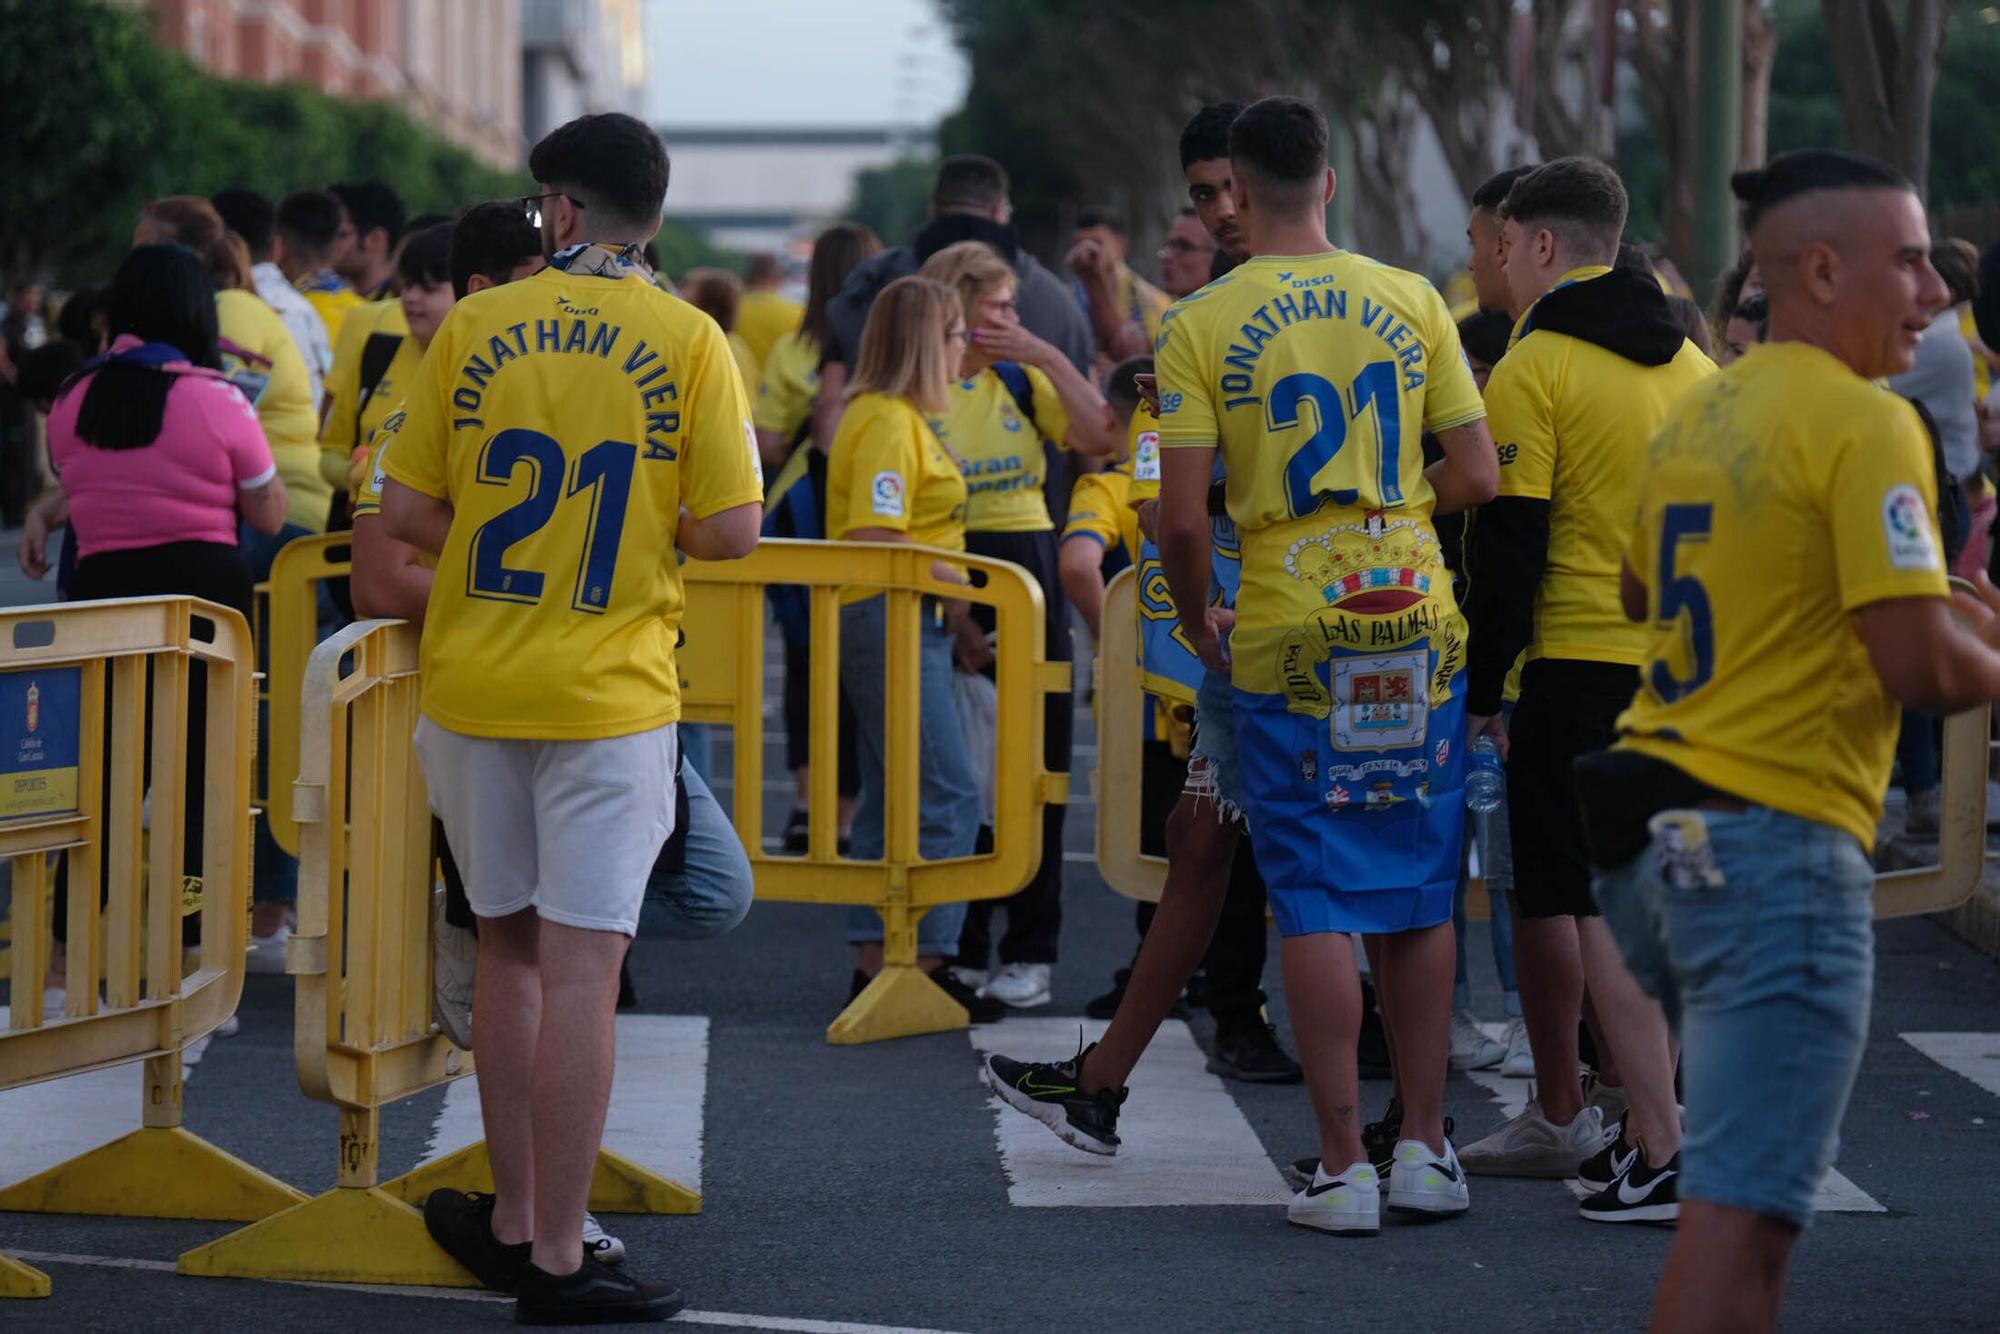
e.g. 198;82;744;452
1616;341;1951;846
320;300;418;492
1958;304;1992;400
302;281;365;349
1487;266;1716;666
1154;251;1486;702
736;289;804;372
1063;466;1139;565
929;364;1072;533
380;267;764;740
217;288;326;532
753;329;820;448
826;391;968;605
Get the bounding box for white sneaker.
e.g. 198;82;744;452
1449;1010;1505;1070
581;1211;624;1263
979;962;1052;1009
1287;1160;1380;1235
1499;1017;1534;1077
431;896;476;1050
1387;1138;1470;1216
1458;1100;1604;1178
245;925;291;975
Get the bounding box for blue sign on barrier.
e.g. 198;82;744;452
0;666;81;819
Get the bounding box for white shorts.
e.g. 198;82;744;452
413;716;679;936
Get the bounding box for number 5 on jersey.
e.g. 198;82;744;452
468;428;637;613
1649;502;1714;703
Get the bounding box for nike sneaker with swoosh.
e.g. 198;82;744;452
515;1254;684;1325
1287;1160;1380;1235
983;1038;1128;1155
1576;1116;1640;1193
1386;1137;1470;1217
1578;1148;1681;1224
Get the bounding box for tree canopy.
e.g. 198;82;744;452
0;0;729;285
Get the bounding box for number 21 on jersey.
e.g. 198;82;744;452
467;428;636;614
1269;362;1404;518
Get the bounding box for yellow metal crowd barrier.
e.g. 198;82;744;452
181;618;697;1287
259;533;350;858
0;597;300;1299
1090;571;1995;921
678;538;1070;1043
1094;569;1166;903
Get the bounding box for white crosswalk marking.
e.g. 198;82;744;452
419;1014;708;1190
1469;1023;1884;1213
970;1018;1291;1207
1901;1032;2000;1097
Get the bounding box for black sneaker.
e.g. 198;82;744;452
422;1189;530;1293
1579;1149;1681;1225
1086;968;1131;1020
984;1038;1128;1156
780;808;809;854
1577;1116;1639;1193
515;1254;684;1325
929;966;1006;1023
1208;1019;1304;1084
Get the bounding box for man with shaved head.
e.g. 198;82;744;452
1581;149;2000;1330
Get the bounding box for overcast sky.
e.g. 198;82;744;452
642;0;969;128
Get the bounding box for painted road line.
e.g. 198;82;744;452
11;1251;970;1332
970;1018;1291;1207
1470;1024;1882;1212
1902;1032;2000;1097
419;1013;707;1193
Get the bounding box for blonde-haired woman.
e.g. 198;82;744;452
916;240;1121;1009
825;275;998;1020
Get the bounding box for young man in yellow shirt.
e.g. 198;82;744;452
1162;97;1497;1233
734;251;803;375
1583;147;2000;1333
1067;205;1172;364
275;190;364;349
381;113;762;1323
1455;159;1715;1223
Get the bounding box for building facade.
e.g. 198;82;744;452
134;0;524;168
521;0;646;146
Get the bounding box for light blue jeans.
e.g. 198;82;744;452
1596;804;1875;1229
637;758;753;940
840;596;981;952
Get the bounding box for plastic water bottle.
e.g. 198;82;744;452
1465;735;1504;814
1477;789;1514;895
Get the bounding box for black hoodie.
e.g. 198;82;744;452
1462;268;1691;715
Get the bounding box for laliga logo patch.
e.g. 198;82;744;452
1134;431;1161;482
871;470;905;517
1882;483;1938;571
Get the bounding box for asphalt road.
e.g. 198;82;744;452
2;542;1999;1331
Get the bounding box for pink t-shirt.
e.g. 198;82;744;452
47;338;279;558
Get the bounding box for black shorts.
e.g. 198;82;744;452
1506;659;1640;918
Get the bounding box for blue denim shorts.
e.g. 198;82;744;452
1185;669;1246;820
1595;804;1875;1229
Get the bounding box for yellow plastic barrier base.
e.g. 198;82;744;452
0;1127;306;1223
0;1252;50;1299
826;964;969;1046
177;1185;477;1287
381;1141;701;1216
